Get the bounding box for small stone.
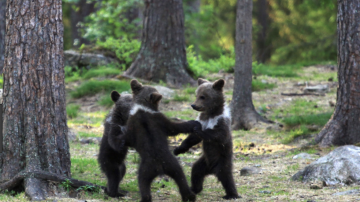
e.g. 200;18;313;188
258;190;271;194
240;167;261;176
249;143;255;147
332;189;360;196
254;164;261;167
310;182;323;189
293;153;316;160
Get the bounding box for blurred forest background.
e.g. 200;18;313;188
62;0;337;71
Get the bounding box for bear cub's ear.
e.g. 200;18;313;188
111;91;121;102
212;79;225;91
150;92;162;104
131;79;143;94
198;78;210;86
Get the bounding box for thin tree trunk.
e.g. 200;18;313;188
125;0;195;87
0;0;5;73
232;0;271;130
256;0;270;63
70;0;97;47
316;0;360;147
1;0;71;199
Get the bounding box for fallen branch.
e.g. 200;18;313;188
0;171;105;192
281;93;323;96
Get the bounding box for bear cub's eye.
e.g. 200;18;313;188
200;96;205;100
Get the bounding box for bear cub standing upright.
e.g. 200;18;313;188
113;79;200;202
98;91;132;197
174;78;240;199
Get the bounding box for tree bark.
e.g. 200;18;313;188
0;0;5;73
231;0;271;130
70;0;97;47
125;0;195;87
316;0;360;147
256;0;271;63
1;0;71;199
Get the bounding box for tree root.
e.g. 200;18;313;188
0;170;105;193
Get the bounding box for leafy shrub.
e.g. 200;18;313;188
70;80;130;98
83;0;142;41
94;37;140;69
187;45;235;77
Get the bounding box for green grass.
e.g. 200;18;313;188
253;63;301;78
252;79;277;92
172;94;191;102
283;112;332;127
82;67;122;79
98;95;114;107
68;111;107;128
183;87;197;94
163;109;197;121
66;104;81;119
78;131;102;138
70;80;130;98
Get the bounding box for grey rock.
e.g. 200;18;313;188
332;189;360;196
67;129;78;142
293;153;317;160
64;50;117;68
240;167;261;176
259;190;271;194
153;86;175;99
292;145;360;185
304;84;329;93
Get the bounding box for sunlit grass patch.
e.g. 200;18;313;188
163;109;197;121
68;111;107;128
78;131;102;138
70;80;130;98
66;104;81;119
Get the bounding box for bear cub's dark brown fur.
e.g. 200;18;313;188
113;80;199;202
98;91;132;197
174;78;240;199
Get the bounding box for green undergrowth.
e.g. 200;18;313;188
252;79;277;92
66;104;81;119
267;99;333;143
70;80;130;98
65;65;122;83
163;109;197;121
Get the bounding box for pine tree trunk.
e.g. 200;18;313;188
70;0;97;47
316;0;360;147
125;0;195;87
1;0;71;199
0;0;5;73
232;0;271;130
256;0;270;63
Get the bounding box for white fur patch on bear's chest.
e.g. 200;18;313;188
196;106;231;130
129;104;158;116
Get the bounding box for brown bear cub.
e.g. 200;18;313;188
174;78;240;200
98;91;132;198
113;79;199;202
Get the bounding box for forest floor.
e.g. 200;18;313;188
3;64;360;202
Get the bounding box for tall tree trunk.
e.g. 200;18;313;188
0;0;5;73
1;0;71;199
232;0;271;130
316;0;360;147
70;0;97;47
125;0;195;87
256;0;270;63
